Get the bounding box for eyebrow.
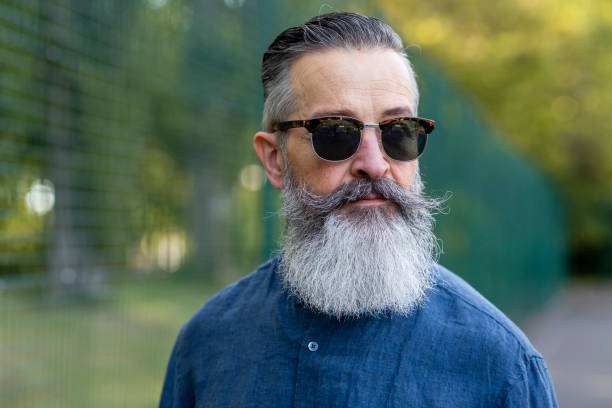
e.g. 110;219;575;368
381;106;415;117
308;106;415;120
309;108;357;118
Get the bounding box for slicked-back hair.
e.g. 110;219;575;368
261;12;419;141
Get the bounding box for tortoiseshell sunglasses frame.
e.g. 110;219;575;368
272;116;435;135
271;116;435;162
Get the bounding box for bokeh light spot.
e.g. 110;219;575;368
147;0;168;10
25;179;55;215
240;164;265;191
224;0;245;9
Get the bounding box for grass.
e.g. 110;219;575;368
0;276;226;408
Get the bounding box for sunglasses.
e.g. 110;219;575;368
272;116;435;162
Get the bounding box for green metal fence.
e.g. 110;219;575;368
414;55;566;318
0;1;565;406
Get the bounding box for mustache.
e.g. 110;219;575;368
283;177;446;227
290;177;422;211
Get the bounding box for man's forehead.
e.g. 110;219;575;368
289;48;417;118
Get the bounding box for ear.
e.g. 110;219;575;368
253;131;285;190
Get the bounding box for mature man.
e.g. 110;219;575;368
160;12;557;407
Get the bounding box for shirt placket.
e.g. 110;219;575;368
293;312;330;408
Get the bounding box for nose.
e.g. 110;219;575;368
349;128;390;180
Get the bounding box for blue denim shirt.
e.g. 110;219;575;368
160;256;557;407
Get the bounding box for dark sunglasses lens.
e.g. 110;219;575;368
311;119;361;161
381;120;428;161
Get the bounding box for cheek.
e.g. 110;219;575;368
285;146;349;194
390;162;417;189
305;165;348;194
295;160;348;195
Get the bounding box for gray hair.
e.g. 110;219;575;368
261;12;419;143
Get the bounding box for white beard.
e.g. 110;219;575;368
279;173;442;318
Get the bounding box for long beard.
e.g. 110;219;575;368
280;172;443;318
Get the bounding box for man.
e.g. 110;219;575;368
160;12;558;407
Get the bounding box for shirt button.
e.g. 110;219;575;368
307;341;319;352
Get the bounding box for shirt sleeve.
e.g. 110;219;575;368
501;355;558;408
159;331;195;408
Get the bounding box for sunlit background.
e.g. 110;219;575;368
1;0;610;406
